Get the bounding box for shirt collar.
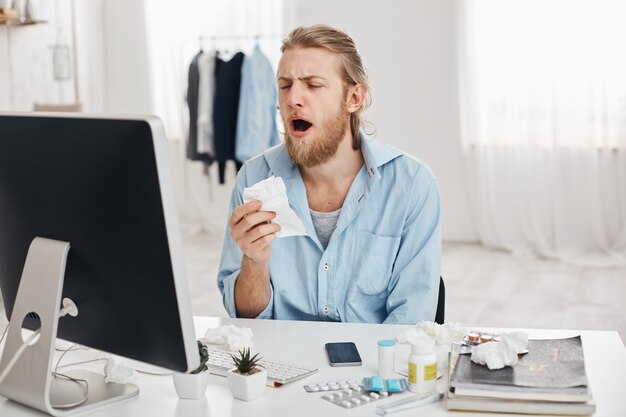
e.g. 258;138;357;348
360;132;403;186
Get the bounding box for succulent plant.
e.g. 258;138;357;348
230;348;263;375
190;340;209;374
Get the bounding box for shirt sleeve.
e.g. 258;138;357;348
217;165;275;319
383;167;441;324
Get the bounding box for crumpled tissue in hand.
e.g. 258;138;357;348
201;325;253;352
242;176;307;238
471;331;529;370
104;357;136;384
397;321;468;374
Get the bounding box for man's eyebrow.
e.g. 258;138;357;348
277;75;327;82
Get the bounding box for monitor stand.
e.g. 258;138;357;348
0;237;139;416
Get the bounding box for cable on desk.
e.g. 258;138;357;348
133;368;173;376
48;342;100;408
0;327;42;385
0;298;91;409
49;371;89;409
0;323;8;345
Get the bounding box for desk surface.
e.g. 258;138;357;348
1;317;625;417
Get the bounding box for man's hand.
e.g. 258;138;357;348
229;200;281;263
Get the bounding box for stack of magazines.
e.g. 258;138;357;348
446;336;596;415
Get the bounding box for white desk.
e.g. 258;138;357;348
1;317;625;416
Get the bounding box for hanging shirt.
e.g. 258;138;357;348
217;134;442;325
213;52;245;184
197;50;216;158
186;51;211;162
235;45;280;162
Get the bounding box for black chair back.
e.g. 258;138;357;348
435;277;445;324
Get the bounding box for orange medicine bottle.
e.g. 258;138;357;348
408;337;437;394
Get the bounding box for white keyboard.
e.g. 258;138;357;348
205;347;318;387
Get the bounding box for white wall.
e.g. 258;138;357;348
0;0;153;114
74;0;106;112
102;0;153;115
0;0;106;112
284;0;477;241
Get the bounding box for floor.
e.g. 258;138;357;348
2;233;625;345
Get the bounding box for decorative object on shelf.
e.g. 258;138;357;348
227;348;267;401
172;340;211;400
51;28;71;82
33;0;81;111
0;1;42;25
15;0;32;22
0;7;18;23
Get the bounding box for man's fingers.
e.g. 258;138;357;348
232;210;276;235
247;223;281;244
246;230;278;255
236;223;280;258
230;200;262;227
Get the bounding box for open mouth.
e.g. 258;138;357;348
291;118;313;134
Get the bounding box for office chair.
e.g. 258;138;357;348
435;276;445;325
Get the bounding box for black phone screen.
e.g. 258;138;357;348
325;342;362;366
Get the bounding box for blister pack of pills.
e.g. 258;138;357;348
361;376;408;393
303;380;361;392
321;387;392;409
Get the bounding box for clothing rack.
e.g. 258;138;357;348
197;34;284;41
179;33;274;140
194;34;283;51
182;34;284;56
180;34;284;53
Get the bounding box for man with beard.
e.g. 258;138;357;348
217;25;441;324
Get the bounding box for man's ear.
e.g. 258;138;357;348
345;84;365;114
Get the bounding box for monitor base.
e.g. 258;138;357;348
0;237;139;416
50;369;138;412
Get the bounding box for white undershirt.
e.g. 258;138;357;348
309;208;341;249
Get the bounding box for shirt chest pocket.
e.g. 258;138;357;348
353;231;402;295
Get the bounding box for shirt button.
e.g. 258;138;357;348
323;305;329;314
323;263;329;271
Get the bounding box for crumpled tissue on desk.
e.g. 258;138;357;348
201;325;253;352
104;357;136;384
242;176;307;238
471;331;529;370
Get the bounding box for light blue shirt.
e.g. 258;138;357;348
217;135;441;324
235;45;280;162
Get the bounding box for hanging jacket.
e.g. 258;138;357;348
213;52;245;183
196;50;217;158
186;51;212;162
235;45;280;162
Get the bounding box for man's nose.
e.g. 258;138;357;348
286;83;304;108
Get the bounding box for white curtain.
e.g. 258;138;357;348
458;0;626;266
142;0;283;235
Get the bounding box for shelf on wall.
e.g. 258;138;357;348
0;18;47;26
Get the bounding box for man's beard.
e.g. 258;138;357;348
283;105;349;168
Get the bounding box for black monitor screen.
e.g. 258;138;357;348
0;114;196;372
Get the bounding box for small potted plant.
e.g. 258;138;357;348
226;348;267;401
172;340;211;399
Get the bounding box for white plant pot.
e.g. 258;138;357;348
227;368;267;401
172;371;211;400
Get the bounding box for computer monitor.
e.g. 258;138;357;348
0;113;199;415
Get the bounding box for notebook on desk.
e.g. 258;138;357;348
446;336;597;415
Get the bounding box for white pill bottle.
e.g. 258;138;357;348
408;337;437;394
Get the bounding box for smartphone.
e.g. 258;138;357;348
325;342;362;367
